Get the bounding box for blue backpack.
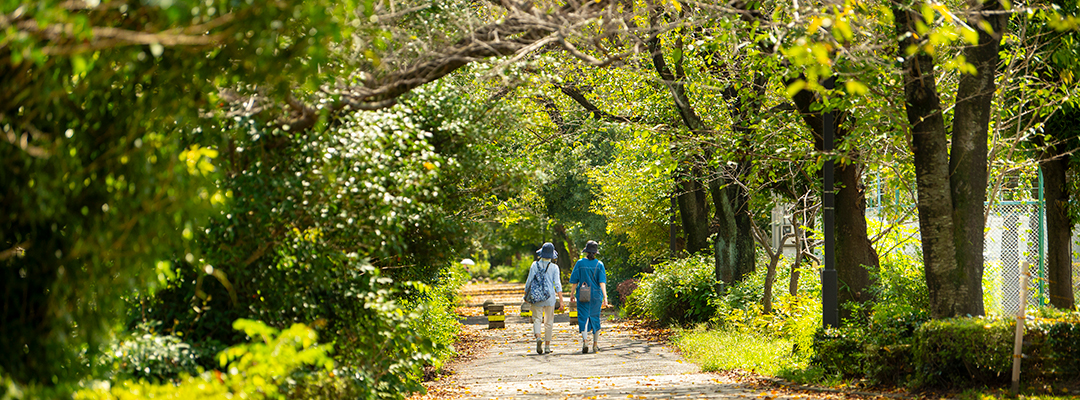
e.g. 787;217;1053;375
524;261;553;303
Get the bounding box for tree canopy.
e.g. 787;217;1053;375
3;0;1080;396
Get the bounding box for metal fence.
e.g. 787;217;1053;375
867;200;1080;315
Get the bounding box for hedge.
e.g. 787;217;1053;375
814;311;1080;388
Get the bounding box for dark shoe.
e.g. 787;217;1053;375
536;339;543;355
582;345;589;354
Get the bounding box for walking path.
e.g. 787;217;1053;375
418;283;894;400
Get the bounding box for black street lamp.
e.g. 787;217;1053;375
822;77;838;328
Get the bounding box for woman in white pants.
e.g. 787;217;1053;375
523;242;563;354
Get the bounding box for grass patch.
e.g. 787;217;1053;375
675;327;807;376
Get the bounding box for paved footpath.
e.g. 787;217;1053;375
425;283;886;400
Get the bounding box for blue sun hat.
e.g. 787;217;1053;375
537;242;557;259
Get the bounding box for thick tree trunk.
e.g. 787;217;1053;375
713;77;762;289
711;178;738;286
896;4;964;319
731;179;756;283
1042;157;1075;309
946;0;1005;316
835;161;878;319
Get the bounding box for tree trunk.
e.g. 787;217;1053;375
789;207;805;296
677;165;712;254
946;0;1005;317
762;252;781;314
1042;156;1075;309
1041;106;1080;310
731;180;756;283
895;3;964;319
711;177;737;287
835;161;878;319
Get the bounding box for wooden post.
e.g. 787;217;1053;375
569;299;578;326
487;303;505;329
1011;262;1029;396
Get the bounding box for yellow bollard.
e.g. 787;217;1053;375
487;303;505;329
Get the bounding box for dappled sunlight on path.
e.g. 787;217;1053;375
412;283;908;400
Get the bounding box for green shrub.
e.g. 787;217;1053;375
635;254;718;325
490;262;528;283
75;319;332;400
869;253;929;316
463;259;492;279
105;322;222;383
812;327;866;380
615;278;638;310
913;317;1015;387
400;264;468;370
621;284;648;319
811;302;928;386
1019;308;1080;382
813;309;1080;389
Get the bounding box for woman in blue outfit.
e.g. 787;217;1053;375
569;240;607;354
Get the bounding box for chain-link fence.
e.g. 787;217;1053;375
867;200;1080;315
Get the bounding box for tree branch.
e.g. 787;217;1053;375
555;83;639;123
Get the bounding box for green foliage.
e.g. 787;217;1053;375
105;322;220;384
634;254;719;325
811;238;930;386
813;309;1080;389
1;0;345;386
124;82;511;398
462;258;492;279
812;310;924;387
137;244;440;398
621;283;648;319
912;317;1015;387
490;262;529;283
868;224;929;314
73;319;331;400
588;127;674;262
400;265;468;369
706;258;822;366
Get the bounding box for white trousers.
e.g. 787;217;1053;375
531;305;555;342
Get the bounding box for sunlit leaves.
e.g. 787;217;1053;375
844;79;870;96
180;145;219;175
589;127;674;261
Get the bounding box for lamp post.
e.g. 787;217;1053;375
822;77;838;328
